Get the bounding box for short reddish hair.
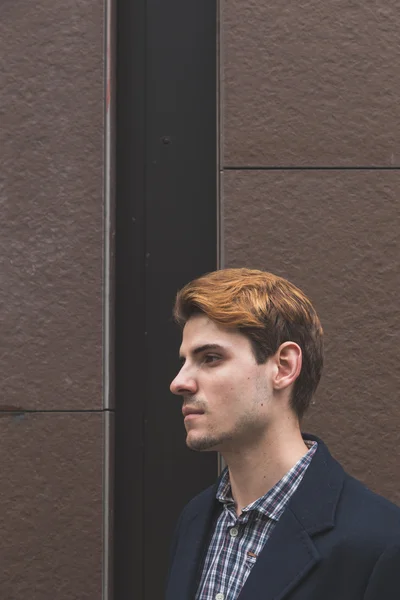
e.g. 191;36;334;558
173;268;323;419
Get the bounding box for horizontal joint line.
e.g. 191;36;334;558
223;166;400;171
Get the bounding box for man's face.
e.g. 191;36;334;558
170;314;276;453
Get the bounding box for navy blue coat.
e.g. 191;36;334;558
166;436;400;600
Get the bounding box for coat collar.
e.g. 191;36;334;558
166;436;345;600
238;435;344;600
165;482;220;600
287;434;344;535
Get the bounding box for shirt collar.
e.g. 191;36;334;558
216;440;317;521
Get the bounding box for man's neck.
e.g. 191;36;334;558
222;425;309;516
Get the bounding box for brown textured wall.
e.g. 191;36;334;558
0;0;107;597
223;0;400;167
221;0;400;503
1;0;104;411
0;414;104;599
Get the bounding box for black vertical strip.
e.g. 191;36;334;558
114;0;146;597
144;1;218;598
115;1;217;598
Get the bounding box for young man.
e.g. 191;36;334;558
166;268;400;600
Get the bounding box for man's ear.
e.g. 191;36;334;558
272;342;302;392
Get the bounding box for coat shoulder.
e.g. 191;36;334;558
179;482;217;520
339;473;400;540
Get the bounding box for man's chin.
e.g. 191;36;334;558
186;434;220;452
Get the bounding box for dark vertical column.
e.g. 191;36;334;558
115;1;218;598
144;1;217;596
114;0;146;597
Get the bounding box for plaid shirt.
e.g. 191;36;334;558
195;441;317;600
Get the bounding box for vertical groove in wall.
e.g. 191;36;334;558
103;411;114;600
217;0;225;476
217;0;225;273
103;0;115;596
104;0;115;412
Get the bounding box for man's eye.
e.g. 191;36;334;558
204;355;221;364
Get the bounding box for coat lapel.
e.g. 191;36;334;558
238;436;345;600
238;507;320;600
166;484;220;600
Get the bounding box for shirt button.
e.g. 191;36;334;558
215;594;225;600
230;527;239;538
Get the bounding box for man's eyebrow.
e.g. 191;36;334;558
179;343;225;360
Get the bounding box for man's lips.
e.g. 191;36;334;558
182;406;205;418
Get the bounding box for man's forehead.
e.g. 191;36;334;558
179;315;241;355
182;314;227;340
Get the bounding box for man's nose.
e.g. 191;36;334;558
170;367;198;396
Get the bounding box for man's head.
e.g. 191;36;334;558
170;268;323;452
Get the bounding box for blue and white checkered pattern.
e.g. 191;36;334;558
195;441;317;600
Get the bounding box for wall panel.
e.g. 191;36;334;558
0;413;104;599
223;0;400;166
0;0;104;411
224;170;400;504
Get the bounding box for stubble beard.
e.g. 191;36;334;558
184;383;269;452
186;407;266;453
186;431;228;452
